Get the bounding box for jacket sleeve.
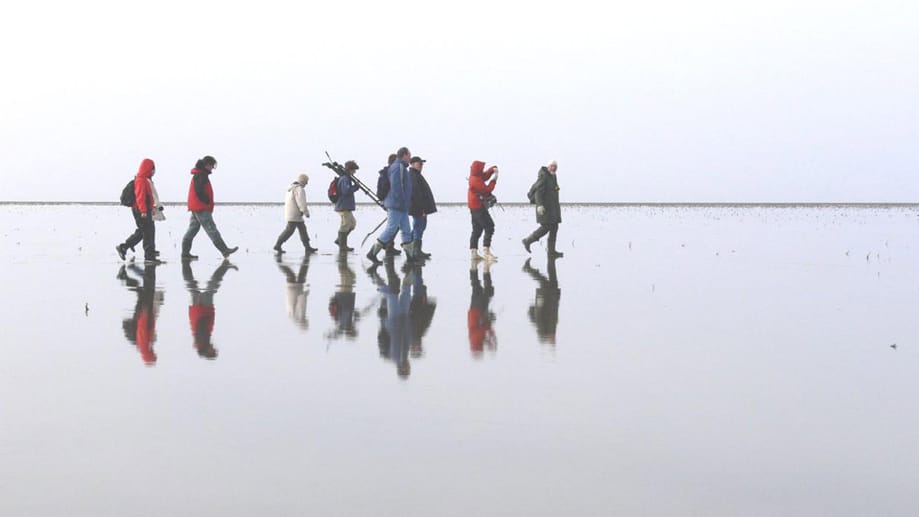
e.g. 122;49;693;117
134;178;151;213
349;177;360;194
534;172;547;205
295;185;307;213
193;174;211;204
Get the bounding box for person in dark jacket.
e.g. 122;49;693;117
183;259;236;359
468;160;499;261
367;147;418;264
328;254;358;339
522;160;563;258
408;156;437;259
334;161;361;252
116;158;159;263
181;155;238;260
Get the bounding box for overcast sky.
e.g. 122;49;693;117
1;0;917;203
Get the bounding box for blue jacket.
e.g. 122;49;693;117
334;175;360;211
383;159;412;211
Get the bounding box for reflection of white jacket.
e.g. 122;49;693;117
150;179;166;221
285;284;308;330
284;182;309;222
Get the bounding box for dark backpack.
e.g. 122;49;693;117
327;177;340;203
526;180;540;204
376;168;391;200
120;180;136;207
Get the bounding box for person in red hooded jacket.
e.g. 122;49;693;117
181;155;239;260
116;158;159;262
467;160;499;261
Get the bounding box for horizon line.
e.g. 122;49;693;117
2;201;918;207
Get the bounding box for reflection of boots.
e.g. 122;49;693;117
483;247;498;262
366;240;384;264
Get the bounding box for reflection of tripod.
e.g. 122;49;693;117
118;263;162;365
277;255;310;330
183;260;236;359
468;267;496;356
523;257;561;344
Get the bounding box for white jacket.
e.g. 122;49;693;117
150;179;166;221
284;182;309;222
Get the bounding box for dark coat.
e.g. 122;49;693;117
533;167;561;225
409;169;437;216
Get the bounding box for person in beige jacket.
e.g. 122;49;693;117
274;174;318;255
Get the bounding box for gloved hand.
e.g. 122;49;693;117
537;205;546;216
304;208;310;218
493;168;499;180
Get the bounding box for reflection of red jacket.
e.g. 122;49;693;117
134;159;155;214
136;308;157;365
189;305;215;350
467;161;496;210
467;307;492;354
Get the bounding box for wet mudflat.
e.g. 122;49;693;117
1;203;918;516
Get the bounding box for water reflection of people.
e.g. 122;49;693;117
370;261;413;378
407;265;436;360
183;259;236;359
276;254;310;331
118;263;163;366
468;261;496;358
328;254;358;339
523;257;561;345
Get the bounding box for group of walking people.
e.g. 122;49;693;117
116;149;564;263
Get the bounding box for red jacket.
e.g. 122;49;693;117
467;160;496;210
134;159;155;214
187;169;215;212
135;308;157;365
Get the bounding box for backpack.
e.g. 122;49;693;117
526;179;540;204
376;168;391;200
120;179;136;207
327;177;340;203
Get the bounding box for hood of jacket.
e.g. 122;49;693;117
287;181;303;192
470;160;486;178
137;158;155;179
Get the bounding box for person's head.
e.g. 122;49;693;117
387;153;398;165
396;147;411;163
547;160;558;174
197;155;217;173
344;160;359;175
410;156;425;171
297;173;309;185
138;158;155;178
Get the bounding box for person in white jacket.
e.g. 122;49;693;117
273;174;318;254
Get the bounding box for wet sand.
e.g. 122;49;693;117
1;203;917;516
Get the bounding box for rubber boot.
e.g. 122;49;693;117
385;241;401;256
417;239;432;259
522;236;534;254
366;240;384;264
547;234;564;258
483;247;498;262
304;241;318;254
337;231;353;252
116;244;127;260
471;248;484;261
402;241;417;264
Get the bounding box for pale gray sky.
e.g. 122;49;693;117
1;0;917;203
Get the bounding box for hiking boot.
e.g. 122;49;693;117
470;249;483;261
483;247;498;262
116;244;127;260
222;246;239;258
305;243;318;254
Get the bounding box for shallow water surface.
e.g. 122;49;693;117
1;204;918;516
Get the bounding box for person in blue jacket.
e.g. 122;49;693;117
366;147;417;263
334;160;361;252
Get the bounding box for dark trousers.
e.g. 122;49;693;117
469;208;495;248
275;221;310;248
123;208;156;259
526;223;559;250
